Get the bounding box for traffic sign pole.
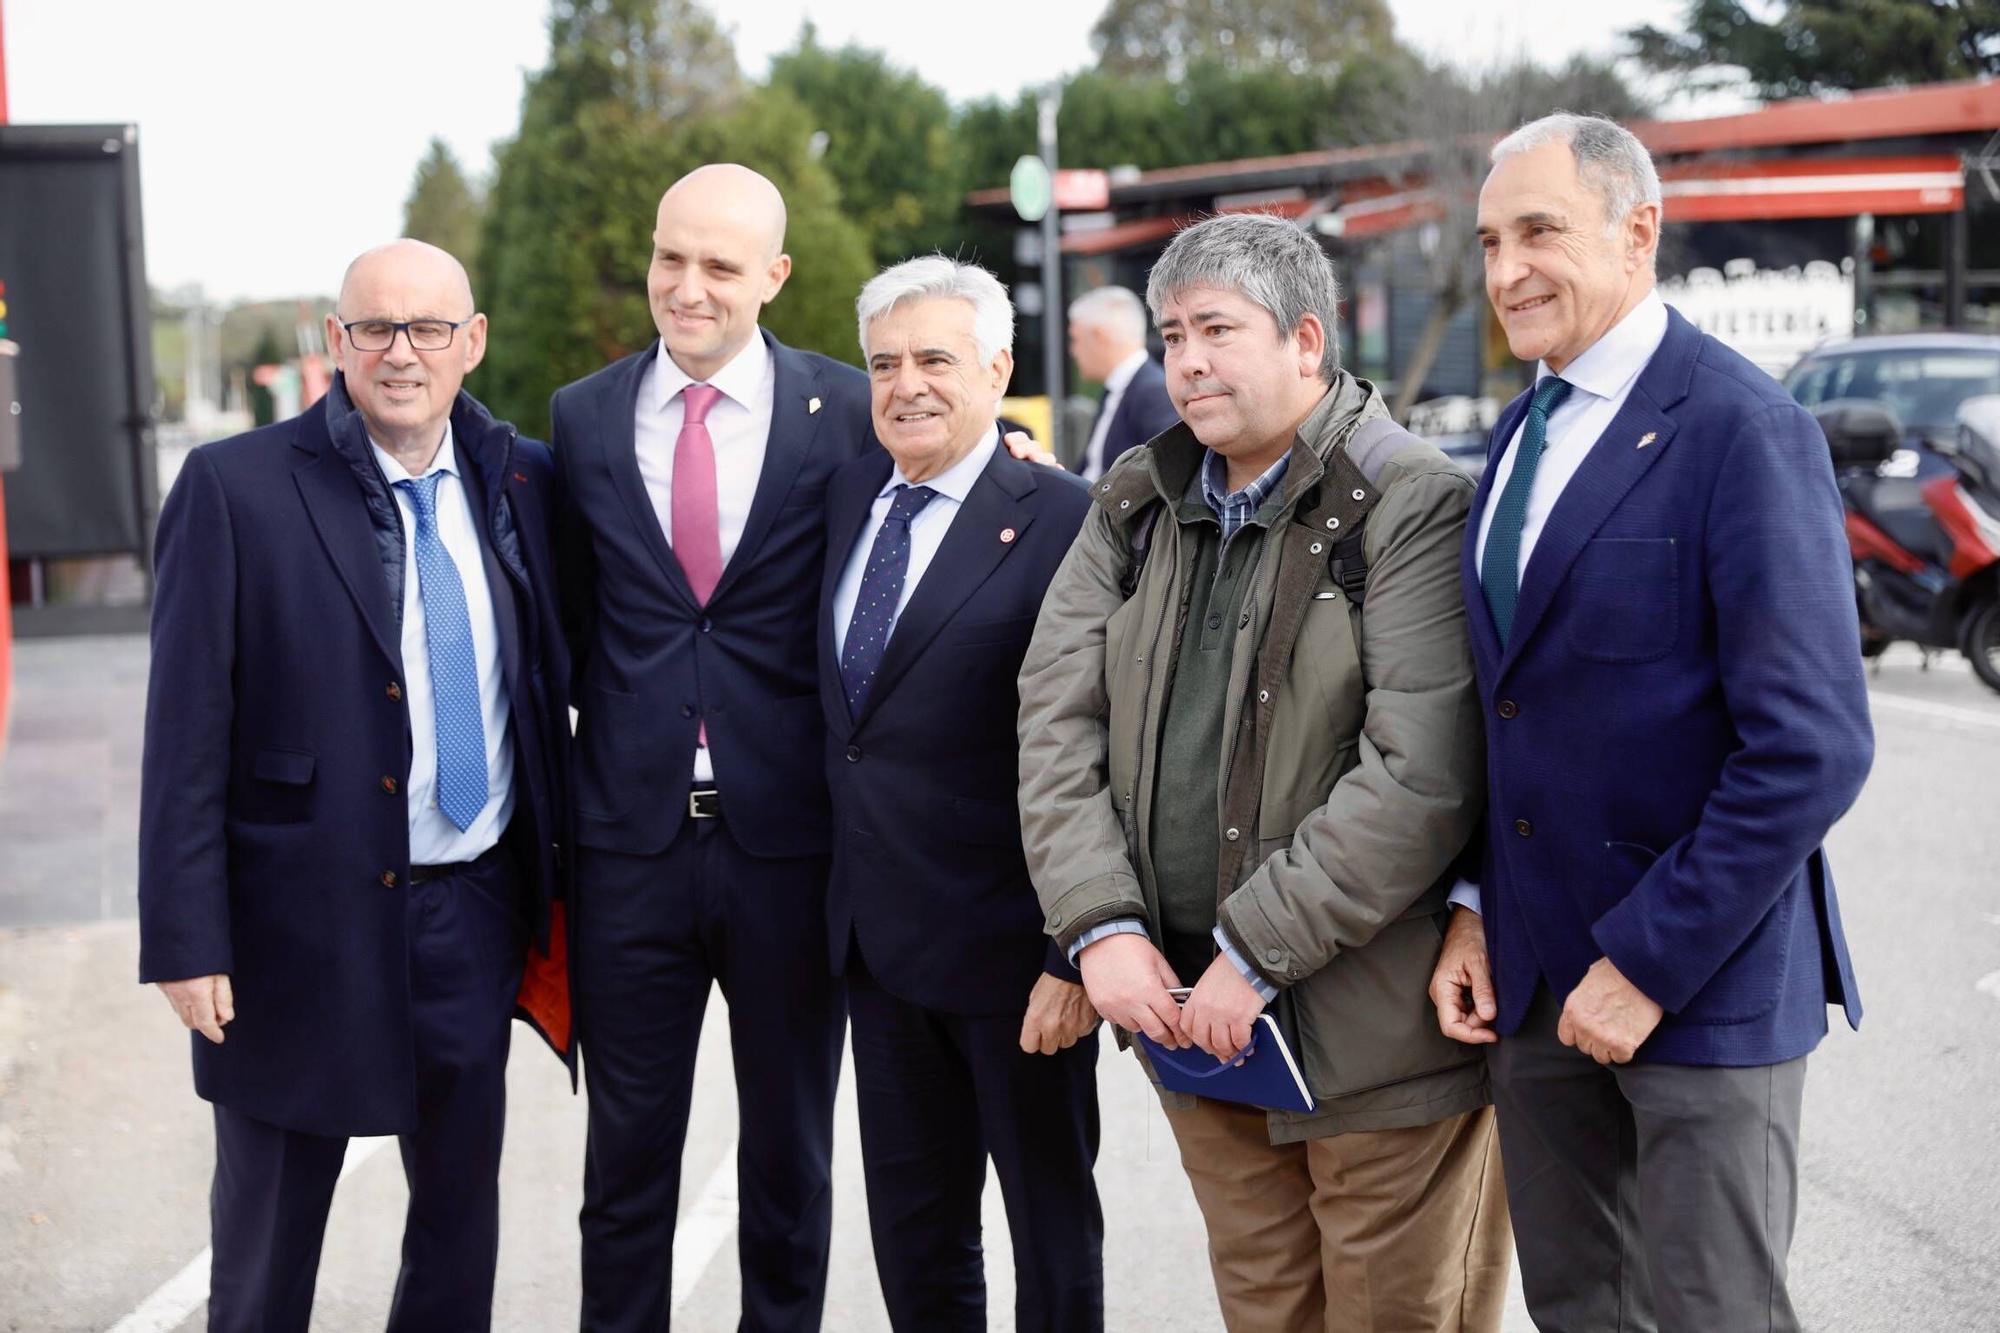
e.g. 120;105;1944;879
1036;86;1064;461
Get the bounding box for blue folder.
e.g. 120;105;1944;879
1137;1014;1316;1113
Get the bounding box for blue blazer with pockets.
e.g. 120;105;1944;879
1463;307;1873;1066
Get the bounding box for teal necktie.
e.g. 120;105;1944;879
1481;376;1573;648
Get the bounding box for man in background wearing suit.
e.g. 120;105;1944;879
1067;285;1179;481
1430;113;1873;1331
823;257;1102;1332
550;163;877;1333
139;239;570;1332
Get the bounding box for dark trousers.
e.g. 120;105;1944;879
847;952;1104;1333
206;852;525;1333
1488;984;1808;1333
574;815;845;1333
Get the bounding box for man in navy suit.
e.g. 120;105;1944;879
551;163;879;1332
139;240;570;1332
824;257;1102;1331
1067;285;1179;481
1428;114;1873;1331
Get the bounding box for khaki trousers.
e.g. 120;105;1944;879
1162;1099;1511;1333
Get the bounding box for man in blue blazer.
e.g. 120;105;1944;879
138;240;570;1332
823;257;1102;1331
551;164;879;1332
1067;285;1179;481
1428;115;1873;1331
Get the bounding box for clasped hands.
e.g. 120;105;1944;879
1428;909;1663;1064
1077;932;1266;1063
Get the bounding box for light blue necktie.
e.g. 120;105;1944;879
396;473;488;831
1481;376;1573;648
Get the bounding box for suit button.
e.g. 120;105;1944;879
845;745;862;763
1497;700;1518;719
380;775;398;794
681;704;696;718
1224;827;1241;842
1207;614;1222;630
386;681;402;701
1515;819;1533;838
380;871;398;887
1050;912;1063;927
1265;949;1283;964
699;618;713;633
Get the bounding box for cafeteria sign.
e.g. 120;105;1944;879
1661;258;1854;375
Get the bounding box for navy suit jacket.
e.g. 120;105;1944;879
1079;357;1179;476
1464;307;1873;1067
137;383;570;1136
552;331;877;859
820;442;1091;1015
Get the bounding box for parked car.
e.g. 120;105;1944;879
1786;332;2000;478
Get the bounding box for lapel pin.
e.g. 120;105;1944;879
1000;527;1017;544
512;471;528;483
808;396;823;415
1636;432;1657;449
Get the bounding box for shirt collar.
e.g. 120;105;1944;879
1103;347;1150;395
653;329;771;413
370;422;458;485
881;426;999;505
1200;445;1289;513
1540;290;1668;403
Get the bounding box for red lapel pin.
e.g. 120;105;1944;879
513;472;528;482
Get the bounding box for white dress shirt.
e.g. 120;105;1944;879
373;429;516;864
635;333;776;781
832;428;999;658
1080;347;1151;481
1453;290;1670;915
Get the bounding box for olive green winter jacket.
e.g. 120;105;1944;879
1017;372;1490;1140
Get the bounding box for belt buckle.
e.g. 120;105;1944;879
688;788;720;819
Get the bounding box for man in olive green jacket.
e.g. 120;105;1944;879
1018;214;1509;1333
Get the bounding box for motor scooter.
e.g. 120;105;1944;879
1815;395;2000;694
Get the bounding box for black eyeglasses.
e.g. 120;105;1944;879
338;317;474;351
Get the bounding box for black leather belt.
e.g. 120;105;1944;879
410;842;504;883
689;787;721;819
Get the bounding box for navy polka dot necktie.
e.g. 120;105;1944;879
839;484;937;716
1481;376;1573;649
396;473;488;831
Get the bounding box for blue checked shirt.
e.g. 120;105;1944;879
1068;447;1292;1002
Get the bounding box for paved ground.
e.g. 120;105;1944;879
2;635;1997;1330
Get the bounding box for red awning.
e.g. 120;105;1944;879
1658;155;1964;221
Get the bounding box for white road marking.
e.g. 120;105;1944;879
105;1136;392;1333
1867;692;2000;731
670;1135;740;1313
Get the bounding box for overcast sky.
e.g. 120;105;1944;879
8;0;1706;303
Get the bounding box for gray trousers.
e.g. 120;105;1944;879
1487;985;1807;1333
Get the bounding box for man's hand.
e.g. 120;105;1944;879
1558;957;1663;1064
1019;973;1101;1055
1077;933;1185;1046
156;974;235;1045
1003;430;1062;469
1430;907;1499;1045
1178;952;1266;1063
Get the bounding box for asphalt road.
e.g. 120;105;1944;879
2;636;1997;1330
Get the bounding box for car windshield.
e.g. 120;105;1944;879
1787;347;2000;432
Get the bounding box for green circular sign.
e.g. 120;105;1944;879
1010;155;1053;223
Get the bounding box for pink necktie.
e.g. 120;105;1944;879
672;383;724;603
673;383;723;752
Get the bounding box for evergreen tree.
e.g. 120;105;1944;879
402;139;485;273
475;0;871;437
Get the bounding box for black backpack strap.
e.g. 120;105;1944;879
1120;504;1162;599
